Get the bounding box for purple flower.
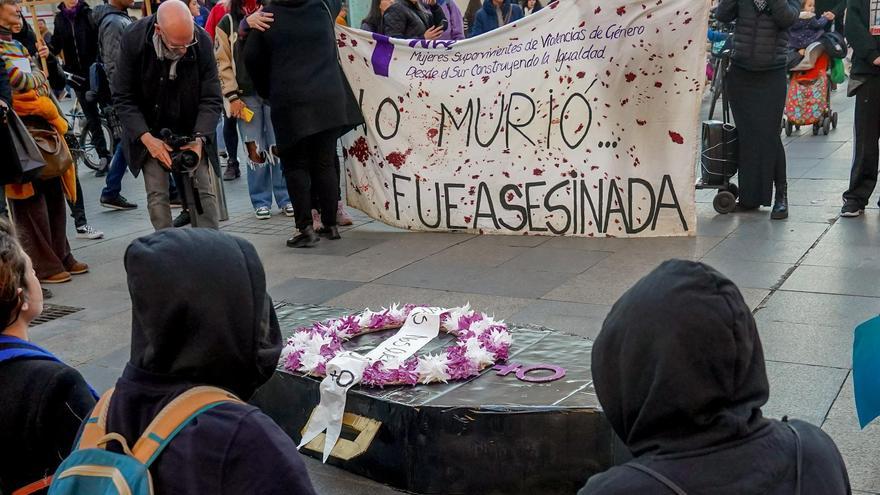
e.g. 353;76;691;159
394;357;420;385
284;349;304;372
445;345;477;379
362;361;396;387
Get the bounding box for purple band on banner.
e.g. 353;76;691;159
371;34;394;77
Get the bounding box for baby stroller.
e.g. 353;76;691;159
783;33;846;136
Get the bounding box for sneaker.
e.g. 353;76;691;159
336;200;354;226
67;261;89;275
841;202;864;218
94;157;109;177
40;271;71;284
311;209;323;231
223;160;241;181
100;195;138;210
219;150;229;160
75;225;104;240
255;207;271;220
282;204;295;217
173;211;191;228
287;226;319;248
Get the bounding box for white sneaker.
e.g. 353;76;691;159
282;204;295;217
255;207;272;220
75;225;104;240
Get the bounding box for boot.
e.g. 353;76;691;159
173;210;191;228
287;226;320;248
771;183;788;220
336;200;354;226
317;225;341;240
223;159;241;181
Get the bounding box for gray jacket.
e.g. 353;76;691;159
93;4;133;82
716;0;800;71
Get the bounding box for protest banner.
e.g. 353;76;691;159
337;0;708;237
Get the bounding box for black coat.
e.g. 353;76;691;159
716;0;800;71
846;0;880;76
0;359;96;494
581;260;851;495
244;0;364;154
51;0;99;79
103;229;316;494
0;61;10;106
112;15;223;175
383;0;446;39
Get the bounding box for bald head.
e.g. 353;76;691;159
156;0;195;55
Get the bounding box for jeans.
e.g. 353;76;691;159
141;157;219;230
215;114;240;161
238;96;290;209
844;75;880;207
101;142;127;199
279;129;339;230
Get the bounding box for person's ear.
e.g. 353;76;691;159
16;288;28;314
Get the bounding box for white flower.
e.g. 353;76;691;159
417;353;451;384
299;351;323;374
358;309;375;327
304;333;333;356
463;338;496;368
444;303;472;331
279;344;296;364
291;331;314;350
488;328;513;348
468;318;494;336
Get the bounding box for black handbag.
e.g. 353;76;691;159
0;110;45;185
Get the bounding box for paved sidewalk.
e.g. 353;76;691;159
32;89;880;494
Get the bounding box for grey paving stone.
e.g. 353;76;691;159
784;142;846;159
740;288;771;311
510;300;611;340
782;265;880;298
543;258;661;306
822;218;880;247
704;237;814;264
428;242;530;268
78;363;124;394
755;315;853;369
325;283;532;320
699;256;794;290
763;361;848;426
499;247;612;274
728;221;830;242
39;311;132;366
304;457;401;495
822;375;880;494
755;291;880;330
269;278;363;305
802;238;880;269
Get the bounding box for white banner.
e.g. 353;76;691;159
336;0;707;237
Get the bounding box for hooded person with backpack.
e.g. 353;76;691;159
47;228;316;494
0;219;97;495
580;260;851;495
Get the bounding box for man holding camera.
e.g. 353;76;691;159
113;0;222;230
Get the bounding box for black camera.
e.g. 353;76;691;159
160;128;201;174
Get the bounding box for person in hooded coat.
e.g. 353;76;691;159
100;229;316;494
468;0;522;37
581;259;851;495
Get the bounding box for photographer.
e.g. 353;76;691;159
113;0;223;230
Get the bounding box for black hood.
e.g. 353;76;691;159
592;260;770;457
124;229;281;399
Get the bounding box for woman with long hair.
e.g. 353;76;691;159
520;0;542;15
244;0;364;247
361;0;394;32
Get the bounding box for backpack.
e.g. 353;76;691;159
47;386;242;495
89;11;129;105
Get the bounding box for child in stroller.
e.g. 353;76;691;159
788;0;835;65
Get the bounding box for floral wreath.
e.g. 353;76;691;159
280;304;512;387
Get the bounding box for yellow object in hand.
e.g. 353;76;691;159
240;107;255;123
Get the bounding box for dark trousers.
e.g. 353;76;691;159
844;75;880;207
280;130;339;230
310;154;343;213
66;164;87;228
74;86;110;158
9;178;74;279
224;114;239;163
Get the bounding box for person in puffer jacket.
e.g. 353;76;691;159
716;0;799;220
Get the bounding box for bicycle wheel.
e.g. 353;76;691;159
78;123;113;171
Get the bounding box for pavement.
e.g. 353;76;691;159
29;88;880;494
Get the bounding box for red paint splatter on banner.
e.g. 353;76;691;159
625;72;636;82
464;216;473;224
384;201;390;210
668;131;684;144
594;6;601;13
481;76;490;83
386;150;412;169
337;39;346;48
579;21;586;27
348;54;355;62
348;137;370;164
591;165;600;171
616;6;626;15
533;168;544;176
351;39;358;46
655;81;663;88
427;128;439;140
576;71;586;79
636;119;647;126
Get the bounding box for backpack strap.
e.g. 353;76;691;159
131;386;242;467
624;463;688;495
76;388;115;450
783;417;803;495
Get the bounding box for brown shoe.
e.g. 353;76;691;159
67;262;89;275
40;271;72;284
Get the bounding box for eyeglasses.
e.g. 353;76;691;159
159;29;198;50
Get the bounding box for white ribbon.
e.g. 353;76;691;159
297;307;444;461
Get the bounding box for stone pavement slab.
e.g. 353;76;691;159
22;81;880;493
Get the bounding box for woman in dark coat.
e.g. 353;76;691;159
0;219;96;495
245;0;364;247
581;260;851;495
383;0;446;39
717;0;800;219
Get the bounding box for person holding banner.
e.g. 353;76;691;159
361;0;393;32
468;0;523;37
244;0;364;247
383;0;447;39
717;0;800;220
